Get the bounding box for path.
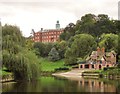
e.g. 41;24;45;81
52;69;95;78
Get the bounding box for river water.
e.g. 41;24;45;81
2;76;120;93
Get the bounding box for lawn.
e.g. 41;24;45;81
40;58;71;72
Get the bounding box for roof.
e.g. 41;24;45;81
79;47;117;64
91;51;97;55
105;52;111;57
111;50;116;55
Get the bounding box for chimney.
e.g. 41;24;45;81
97;47;100;52
101;47;105;53
31;29;35;35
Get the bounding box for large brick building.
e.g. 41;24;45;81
31;21;64;42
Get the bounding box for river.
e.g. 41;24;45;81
2;76;120;93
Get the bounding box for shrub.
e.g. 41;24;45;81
72;65;79;69
48;47;60;62
103;67;108;71
54;67;69;71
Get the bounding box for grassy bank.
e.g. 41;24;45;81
101;67;120;78
0;69;14;82
40;58;71;73
0;68;12;76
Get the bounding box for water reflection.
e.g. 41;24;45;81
77;78;116;92
2;76;120;93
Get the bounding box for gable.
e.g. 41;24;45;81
101;57;105;61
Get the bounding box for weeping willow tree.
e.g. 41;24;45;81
2;24;41;80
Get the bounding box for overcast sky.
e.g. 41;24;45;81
0;0;119;37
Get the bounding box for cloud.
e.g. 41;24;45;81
0;0;119;37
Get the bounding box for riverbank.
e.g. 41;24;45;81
52;69;96;78
0;73;14;83
0;69;15;83
52;68;120;79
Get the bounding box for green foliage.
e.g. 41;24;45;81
56;40;68;59
44;43;54;56
33;42;45;57
48;47;60;62
99;33;118;52
25;38;34;50
60;23;76;41
102;68;120;76
60;14;118;41
65;34;97;65
0;69;12;76
33;42;54;57
2;24;25;47
64;48;77;65
3;46;40;81
2;24;40;80
78;14;96;35
65;34;96;65
54;67;69;71
71;34;97;57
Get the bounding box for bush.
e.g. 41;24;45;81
103;67;116;71
72;65;79;69
48;47;60;62
54;67;69;71
117;62;120;68
103;67;108;71
108;67;116;70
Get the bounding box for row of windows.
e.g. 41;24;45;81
42;31;62;35
35;31;63;36
35;34;60;38
33;37;58;41
42;35;59;38
42;39;57;42
33;39;58;42
34;35;59;39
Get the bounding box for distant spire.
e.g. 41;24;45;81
56;20;60;29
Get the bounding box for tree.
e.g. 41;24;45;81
25;37;34;51
33;42;45;57
60;23;76;41
44;43;54;57
65;34;97;65
94;14;118;36
71;34;97;57
77;14;96;35
75;14;118;37
99;33;118;52
48;47;60;62
2;24;40;80
56;40;68;59
64;48;77;65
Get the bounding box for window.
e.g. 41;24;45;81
80;65;82;68
92;65;94;68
